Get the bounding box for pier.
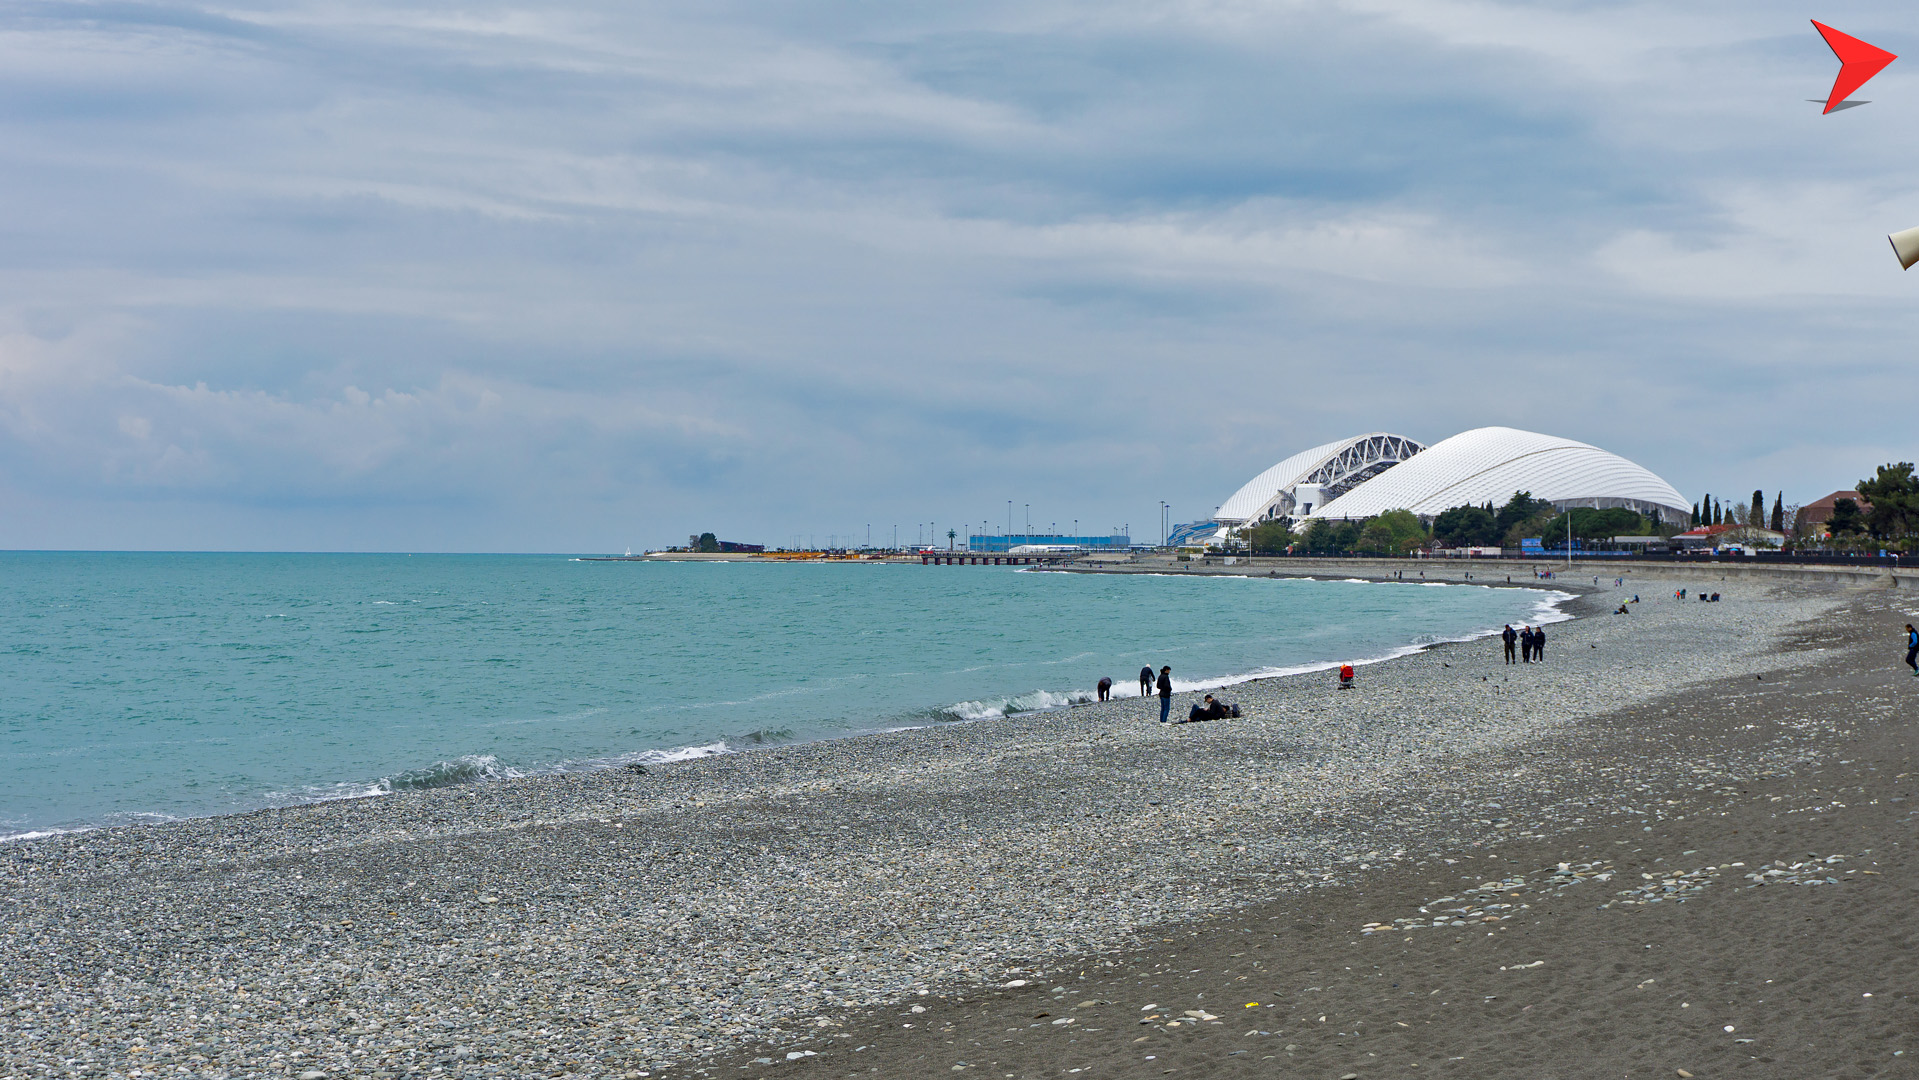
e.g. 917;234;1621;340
918;551;1078;566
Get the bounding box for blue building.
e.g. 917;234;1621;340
966;533;1130;553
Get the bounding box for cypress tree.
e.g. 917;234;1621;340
1712;497;1721;525
1770;492;1784;532
1750;490;1764;528
1691;502;1700;526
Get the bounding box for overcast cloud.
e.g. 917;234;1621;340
1;0;1913;551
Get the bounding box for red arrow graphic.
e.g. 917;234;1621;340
1813;20;1896;114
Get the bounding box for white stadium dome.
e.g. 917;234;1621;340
1215;432;1426;524
1308;426;1689;523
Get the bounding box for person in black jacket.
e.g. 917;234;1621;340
1140;666;1154;699
1533;624;1546;662
1157;666;1173;723
1502;624;1518;664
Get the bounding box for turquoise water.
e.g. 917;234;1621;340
0;554;1562;839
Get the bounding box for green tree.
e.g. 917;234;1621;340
1358;510;1427;555
1303;518;1361;555
1770;492;1784;532
1827;498;1866;537
1432;504;1499;547
1544;507;1646;542
1243;519;1295;554
1494;492;1549;537
1857;463;1919;541
1748;490;1763;528
696;532;720;553
1691;502;1700;527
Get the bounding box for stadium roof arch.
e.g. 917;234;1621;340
1309;426;1690;524
1214;432;1427;525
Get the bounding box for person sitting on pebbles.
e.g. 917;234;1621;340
1183;694;1235;722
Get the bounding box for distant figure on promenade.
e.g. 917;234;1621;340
1140;666;1154;698
1534;624;1547;661
1906;624;1918;676
1097;677;1113;701
1502;624;1518;664
1157;666;1173;722
1338;663;1355;689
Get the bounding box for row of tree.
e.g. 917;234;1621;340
1231;460;1919;557
1827;463;1919;546
1236;491;1659;556
1691;490;1787;532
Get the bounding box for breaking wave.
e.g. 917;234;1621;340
939;688;1097;721
384;754;522;791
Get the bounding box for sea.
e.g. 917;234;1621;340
0;553;1568;841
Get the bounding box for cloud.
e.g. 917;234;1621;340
0;0;1913;549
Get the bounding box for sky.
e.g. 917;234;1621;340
2;0;1914;552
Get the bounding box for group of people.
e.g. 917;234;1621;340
1095;665;1244;723
1500;623;1546;663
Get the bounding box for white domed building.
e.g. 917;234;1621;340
1206;426;1688;538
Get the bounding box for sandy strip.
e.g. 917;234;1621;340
0;570;1880;1079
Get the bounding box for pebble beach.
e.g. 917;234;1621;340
2;563;1905;1079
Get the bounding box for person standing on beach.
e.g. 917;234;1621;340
1534;624;1547;661
1140;666;1154;698
1502;624;1518;664
1519;626;1534;662
1906;624;1918;676
1097;676;1112;701
1157;666;1173;722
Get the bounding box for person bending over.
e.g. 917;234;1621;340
1906;624;1918;677
1140;666;1154;699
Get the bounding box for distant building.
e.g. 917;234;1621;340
1673;524;1784;550
967;533;1129;553
1166;521;1219;548
1799;490;1871;537
686;535;765;553
1199;426;1688;547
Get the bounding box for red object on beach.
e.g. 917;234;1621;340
1812;21;1896;113
1338;663;1355;688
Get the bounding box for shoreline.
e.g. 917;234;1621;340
1;568;1885;1079
0;574;1582;846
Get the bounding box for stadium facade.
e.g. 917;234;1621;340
1198;426;1688;543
